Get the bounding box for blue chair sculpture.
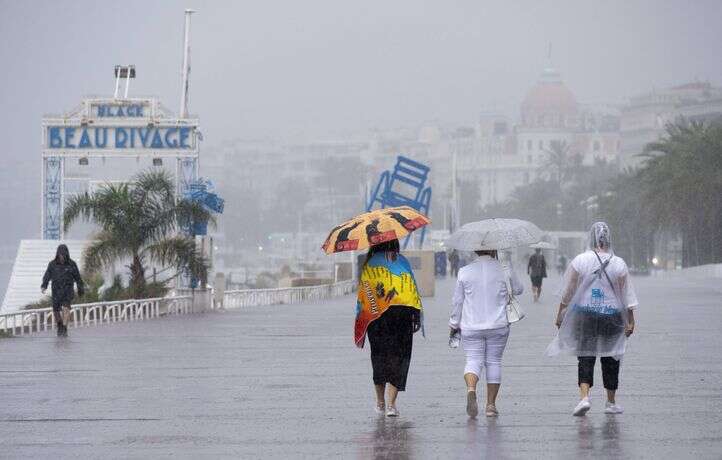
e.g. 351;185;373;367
183;179;225;288
184;179;225;236
366;156;432;248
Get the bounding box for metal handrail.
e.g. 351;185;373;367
222;280;354;309
1;280;356;336
0;295;193;337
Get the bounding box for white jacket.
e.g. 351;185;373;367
449;256;524;331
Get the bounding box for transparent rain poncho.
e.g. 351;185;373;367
547;223;639;357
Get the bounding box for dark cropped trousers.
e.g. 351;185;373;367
578;356;620;391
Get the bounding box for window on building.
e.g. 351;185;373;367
524;172;529;184
538;140;543;150
593;140;600;152
527;155;532;164
527;140;532;150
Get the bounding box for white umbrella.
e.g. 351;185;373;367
530;241;557;250
448;218;543;251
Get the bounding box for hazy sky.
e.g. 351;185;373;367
0;0;720;243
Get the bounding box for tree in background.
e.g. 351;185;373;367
638;121;722;266
542;140;583;190
317;157;368;196
597;170;654;269
63;170;213;297
481;155;618;233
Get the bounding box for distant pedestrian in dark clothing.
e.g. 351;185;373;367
449;250;460;277
557;254;568;275
41;244;84;337
527;248;547;302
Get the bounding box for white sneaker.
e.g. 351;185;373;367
375;403;385;415
604;402;623;414
386;406;399;417
573;397;591;416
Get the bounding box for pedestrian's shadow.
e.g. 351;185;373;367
54;335;71;351
576;416;595;452
575;414;622;456
463;417;508;459
602;415;622;455
369;416;414;459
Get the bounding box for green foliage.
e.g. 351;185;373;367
634;120;722;266
597;170;654;269
481;118;722;268
542;140;583;189
63;169;213;296
482;158;619;233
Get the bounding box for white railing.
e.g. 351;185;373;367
222;280;355;309
0;295;194;337
0;281;355;336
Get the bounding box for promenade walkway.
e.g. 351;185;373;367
1;273;720;458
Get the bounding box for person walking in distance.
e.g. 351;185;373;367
557;254;568;275
449;250;460;277
527;248;547;302
41;244;84;337
449;250;523;418
547;222;638;416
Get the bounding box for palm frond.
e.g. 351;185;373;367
143;236;208;282
132;170;176;208
175;199;217;233
83;231;133;274
63;191;97;232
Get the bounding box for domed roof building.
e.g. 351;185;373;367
520;65;579;129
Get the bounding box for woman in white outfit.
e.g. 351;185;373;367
449;250;523;417
547;222;638;416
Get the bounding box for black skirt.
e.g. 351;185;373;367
367;305;417;391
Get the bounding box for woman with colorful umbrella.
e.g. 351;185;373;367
322;206;429;417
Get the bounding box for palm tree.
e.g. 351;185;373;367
639;120;722;266
542;140;582;190
64;170;215;297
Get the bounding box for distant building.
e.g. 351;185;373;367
620;82;722;167
453;61;621;212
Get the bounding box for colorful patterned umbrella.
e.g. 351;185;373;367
321;206;431;254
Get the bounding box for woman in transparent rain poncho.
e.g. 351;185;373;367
547;222;638;416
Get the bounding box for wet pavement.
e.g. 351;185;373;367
1;273;721;458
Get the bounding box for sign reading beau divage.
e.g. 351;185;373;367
43;98;197;152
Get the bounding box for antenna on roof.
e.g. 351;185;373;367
113;65;136;99
179;9;196;119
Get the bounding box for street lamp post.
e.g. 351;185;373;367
580;195;598;228
556;202;563;230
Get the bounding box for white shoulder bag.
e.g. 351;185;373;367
503;265;525;324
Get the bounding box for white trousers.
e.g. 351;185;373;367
461;326;510;384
